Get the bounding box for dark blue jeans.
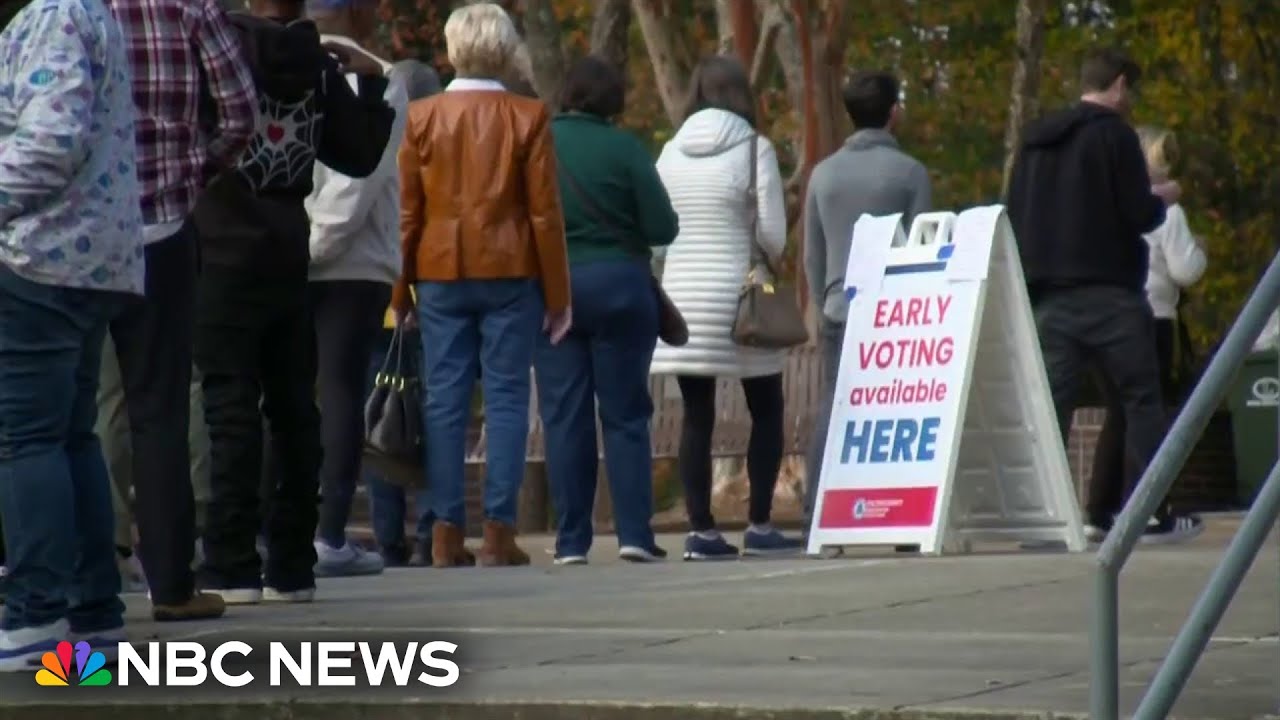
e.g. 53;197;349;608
416;279;543;528
533;260;658;555
0;267;125;632
364;327;433;549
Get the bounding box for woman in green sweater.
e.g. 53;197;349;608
534;55;679;564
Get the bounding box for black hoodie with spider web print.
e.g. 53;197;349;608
193;12;394;278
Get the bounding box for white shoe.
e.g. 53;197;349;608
0;619;68;672
552;554;588;565
204;587;263;605
116;550;148;594
263;587;315;603
313;541;384;577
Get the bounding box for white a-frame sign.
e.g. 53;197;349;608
806;206;1086;555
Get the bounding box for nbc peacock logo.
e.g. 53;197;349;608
35;641;112;686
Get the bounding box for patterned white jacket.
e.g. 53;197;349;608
0;0;144;294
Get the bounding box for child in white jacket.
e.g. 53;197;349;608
1087;126;1207;541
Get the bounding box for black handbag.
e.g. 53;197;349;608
362;326;425;489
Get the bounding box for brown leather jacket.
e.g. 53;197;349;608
391;87;570;315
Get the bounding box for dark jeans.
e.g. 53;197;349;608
1033;286;1167;525
108;224;198;604
311;280;391;548
365;328;433;552
804;319;844;519
0;267;125;632
416;279;542;528
534;260;659;555
1088;317;1177;523
195;269;321;592
677;373;785;532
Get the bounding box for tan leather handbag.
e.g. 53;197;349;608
731;135;808;349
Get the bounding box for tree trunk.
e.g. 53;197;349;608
633;0;692;126
722;0;760;68
520;0;567;104
789;0;851;333
590;0;632;73
768;0;804;114
1000;0;1046;199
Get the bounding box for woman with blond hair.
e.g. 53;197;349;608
393;2;571;567
1086;126;1207;542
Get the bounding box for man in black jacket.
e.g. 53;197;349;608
1007;47;1201;545
192;0;395;604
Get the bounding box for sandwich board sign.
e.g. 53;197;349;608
806;206;1086;555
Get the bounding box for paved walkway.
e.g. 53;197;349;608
2;515;1278;719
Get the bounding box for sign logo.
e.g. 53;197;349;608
1248;376;1280;407
852;498;867;519
36;641;112;686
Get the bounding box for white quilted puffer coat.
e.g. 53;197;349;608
650;108;788;378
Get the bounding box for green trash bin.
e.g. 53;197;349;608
1227;349;1280;505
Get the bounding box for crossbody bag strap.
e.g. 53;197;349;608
559;169;646;258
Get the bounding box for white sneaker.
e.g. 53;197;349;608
263;587;315;603
552;554;588;565
618;545;666;563
0;619;67;672
116;550;147;594
204;587;263;605
313;541;384;577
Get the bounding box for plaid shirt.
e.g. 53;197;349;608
109;0;256;231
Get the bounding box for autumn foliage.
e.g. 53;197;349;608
378;0;1280;351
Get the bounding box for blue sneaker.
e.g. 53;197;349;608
69;628;126;665
682;532;739;561
0;619;67;672
742;527;805;556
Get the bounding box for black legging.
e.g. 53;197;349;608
311;280;392;547
1087;317;1177;523
677;373;784;532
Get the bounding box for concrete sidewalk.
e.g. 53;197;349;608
1;515;1277;719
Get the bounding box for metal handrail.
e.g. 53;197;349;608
1090;250;1280;720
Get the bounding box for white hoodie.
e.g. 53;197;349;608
650;108;788;379
305;35;408;284
1144;203;1206;319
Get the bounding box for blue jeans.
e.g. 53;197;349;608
0;267;126;632
416;279;542;528
533;260;658;555
364;327;432;549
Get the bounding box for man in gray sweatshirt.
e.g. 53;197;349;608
802;70;932;518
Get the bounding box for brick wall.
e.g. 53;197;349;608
353;407;1243;540
1067;407;1239;511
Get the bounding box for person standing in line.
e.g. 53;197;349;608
100;0;257;618
1085;126;1207;541
366;59;442;568
193;0;394;605
97;335;213;592
801;70;932;522
393;2;571;568
0;0;143;667
650;56;804;561
302;0;409;578
534;56;679;565
1007;47;1202;544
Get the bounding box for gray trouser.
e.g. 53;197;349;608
98;333;211;549
805;319;845;519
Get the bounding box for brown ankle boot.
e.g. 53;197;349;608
479;520;530;567
431;521;475;568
